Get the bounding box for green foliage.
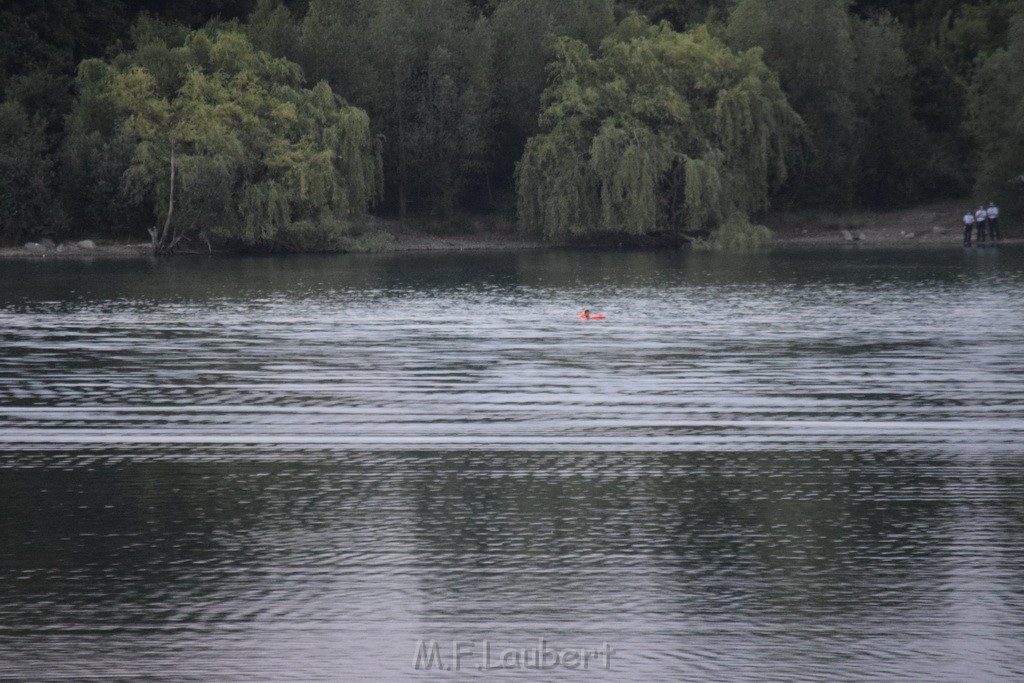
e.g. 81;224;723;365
296;0;496;219
3;0;1020;248
489;1;551;123
694;211;773;250
487;0;618;214
936;2;1016;77
970;4;1024;217
245;0;300;56
616;0;733;31
59;129;144;237
86;24;381;252
0;102;66;243
295;0;615;219
58;55;146;237
130;0;259;28
551;0;616;49
0;0;119;90
727;0;927;208
871;3;1017;202
3;70;75;142
516;16;806;239
851;14;928;206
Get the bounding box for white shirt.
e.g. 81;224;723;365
975;209;987;222
964;213;974;224
987;206;999;219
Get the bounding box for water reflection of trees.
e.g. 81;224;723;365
404;449;977;625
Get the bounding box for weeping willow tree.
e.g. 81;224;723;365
516;15;807;240
82;22;381;253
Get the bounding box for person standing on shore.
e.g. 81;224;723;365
963;210;975;246
987;202;1000;241
975;206;988;244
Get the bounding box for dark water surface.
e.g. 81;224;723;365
1;247;1023;681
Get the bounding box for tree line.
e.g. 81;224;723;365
1;0;1021;251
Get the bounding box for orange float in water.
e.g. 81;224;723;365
578;310;605;320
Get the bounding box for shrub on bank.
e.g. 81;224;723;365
694;212;773;250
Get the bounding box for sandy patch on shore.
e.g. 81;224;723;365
766;201;1018;247
1;202;1016;258
0;240;152;259
365;215;547;252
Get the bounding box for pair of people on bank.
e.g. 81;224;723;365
963;203;1000;246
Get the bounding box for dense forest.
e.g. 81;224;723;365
1;0;1021;251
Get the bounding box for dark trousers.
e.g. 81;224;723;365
989;217;1000;241
964;224;973;246
976;220;987;243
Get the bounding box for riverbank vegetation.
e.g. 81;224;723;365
1;0;1022;252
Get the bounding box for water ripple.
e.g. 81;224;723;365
1;249;1023;681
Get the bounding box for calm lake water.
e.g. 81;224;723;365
1;246;1023;681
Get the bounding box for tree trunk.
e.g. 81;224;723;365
397;115;407;220
396;70;407;221
398;176;407;221
154;139;176;254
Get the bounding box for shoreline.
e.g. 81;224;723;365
763;200;1018;248
1;201;1016;259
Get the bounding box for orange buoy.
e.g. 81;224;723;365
578;310;606;320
